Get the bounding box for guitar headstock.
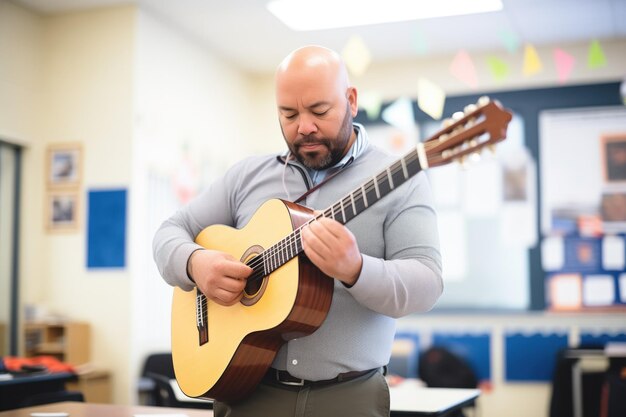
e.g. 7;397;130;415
423;97;513;168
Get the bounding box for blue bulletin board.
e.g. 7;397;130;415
505;331;568;382
86;189;127;268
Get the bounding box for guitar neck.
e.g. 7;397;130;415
247;147;425;282
246;98;513;283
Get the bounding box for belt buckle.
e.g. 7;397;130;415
276;370;305;386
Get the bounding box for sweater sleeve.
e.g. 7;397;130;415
346;171;443;317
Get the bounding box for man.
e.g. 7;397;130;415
153;45;442;417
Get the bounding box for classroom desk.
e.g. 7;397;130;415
170;377;480;416
0;372;76;411
0;402;213;417
389;379;480;416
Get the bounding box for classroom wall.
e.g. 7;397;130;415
0;0;137;404
38;4;136;405
2;0;626;414
129;7;258;402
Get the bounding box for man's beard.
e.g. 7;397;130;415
285;104;354;170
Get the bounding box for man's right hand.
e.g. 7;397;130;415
187;249;253;306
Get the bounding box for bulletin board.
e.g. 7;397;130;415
539;106;626;310
356;81;624;310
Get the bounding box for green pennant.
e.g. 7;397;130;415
588;40;607;69
487;56;509;81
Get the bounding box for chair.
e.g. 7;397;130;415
138;353;175;406
147;372;213;409
418;347;478;417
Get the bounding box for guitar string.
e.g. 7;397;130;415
243;149;428;278
242;130;471;280
197;148;438;309
197;114;486;307
219;115;483;281
197;126;480;307
246;148;453;278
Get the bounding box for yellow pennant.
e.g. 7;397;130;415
523;44;542;76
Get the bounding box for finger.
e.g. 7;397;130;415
302;225;332;261
211;288;243;306
316;217;350;241
221;259;253;280
307;220;337;249
217;276;247;293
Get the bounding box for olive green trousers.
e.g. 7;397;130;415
213;368;390;417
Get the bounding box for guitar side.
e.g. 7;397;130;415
171;199;333;403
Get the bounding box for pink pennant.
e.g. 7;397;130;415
449;50;478;89
553;48;575;84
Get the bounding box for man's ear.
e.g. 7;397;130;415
347;87;358;117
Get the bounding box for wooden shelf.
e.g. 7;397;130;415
24;321;90;365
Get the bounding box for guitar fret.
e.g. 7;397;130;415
350;193;357;215
373;176;381;199
339;199;346;223
361;184;369;207
263;253;268;275
386;167;394;189
271;248;276;271
330;205;335;220
401;157;409;179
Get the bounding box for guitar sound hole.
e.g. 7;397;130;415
240;245;267;306
244;278;263;297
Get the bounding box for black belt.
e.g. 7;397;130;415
262;367;378;388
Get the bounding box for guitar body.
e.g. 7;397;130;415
171;199;334;403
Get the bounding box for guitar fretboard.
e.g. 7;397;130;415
245;146;424;283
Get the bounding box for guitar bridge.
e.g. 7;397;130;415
196;289;208;346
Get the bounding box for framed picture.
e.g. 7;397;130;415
47;143;82;188
601;133;626;183
46;192;79;231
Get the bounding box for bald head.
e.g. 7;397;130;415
276;45;351;91
274;46;359;170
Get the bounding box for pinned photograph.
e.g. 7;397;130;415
47;143;82;188
46;192;79;231
601;133;626;183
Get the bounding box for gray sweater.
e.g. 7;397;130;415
153;126;442;381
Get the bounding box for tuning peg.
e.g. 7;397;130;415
442;118;454;128
487;144;497;155
452;111;464;121
477;96;490;106
469;152;481;163
464;103;478;115
438;133;449;142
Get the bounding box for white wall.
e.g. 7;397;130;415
130;8;259;402
38;5;136;404
1;0;137;404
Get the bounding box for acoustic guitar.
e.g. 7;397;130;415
171;97;513;403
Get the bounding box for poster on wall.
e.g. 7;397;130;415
86;189;127;269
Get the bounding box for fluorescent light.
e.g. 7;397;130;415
267;0;503;31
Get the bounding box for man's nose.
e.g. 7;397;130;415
297;113;318;136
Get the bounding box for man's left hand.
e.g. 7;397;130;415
301;217;363;286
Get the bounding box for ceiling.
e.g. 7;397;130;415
14;0;626;74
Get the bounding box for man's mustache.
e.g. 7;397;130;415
295;137;330;147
